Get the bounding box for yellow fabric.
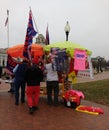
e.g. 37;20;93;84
76;105;99;115
44;41;92;58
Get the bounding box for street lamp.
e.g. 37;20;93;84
64;21;70;41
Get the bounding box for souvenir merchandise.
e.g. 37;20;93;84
63;89;84;108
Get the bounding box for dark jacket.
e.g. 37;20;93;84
25;64;44;86
14;62;28;81
0;66;2;78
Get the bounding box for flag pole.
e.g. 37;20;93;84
7;10;9;48
29;7;39;34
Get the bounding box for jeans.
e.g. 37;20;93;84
46;81;59;105
14;79;26;103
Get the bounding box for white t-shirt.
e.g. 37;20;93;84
45;63;58;81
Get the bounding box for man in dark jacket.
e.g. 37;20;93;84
14;60;28;105
25;63;44;114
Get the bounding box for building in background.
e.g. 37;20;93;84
0;49;7;67
35;34;46;46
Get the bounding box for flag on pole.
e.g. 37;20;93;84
5;17;8;26
6;54;18;74
23;9;37;60
5;10;9;26
46;24;50;45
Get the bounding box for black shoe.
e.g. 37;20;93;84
8;89;13;93
47;102;53;106
29;107;34;114
32;106;39;111
15;102;19;105
21;100;25;103
54;103;59;107
11;91;15;94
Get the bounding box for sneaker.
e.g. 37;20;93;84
8;89;13;93
32;106;39;111
21;100;25;103
29;107;34;114
54;102;59;107
47;102;53;106
15;102;19;105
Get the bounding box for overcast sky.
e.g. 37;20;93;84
0;0;109;59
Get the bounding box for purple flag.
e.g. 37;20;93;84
23;9;37;59
6;55;18;74
46;25;50;45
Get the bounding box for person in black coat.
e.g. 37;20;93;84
25;63;44;114
14;60;28;105
0;66;2;84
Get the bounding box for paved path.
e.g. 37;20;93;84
0;71;109;130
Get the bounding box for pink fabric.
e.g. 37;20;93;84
26;86;40;107
74;49;87;70
63;89;84;105
72;90;85;99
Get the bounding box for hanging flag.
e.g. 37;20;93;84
6;54;18;74
5;17;8;26
46;24;50;45
23;9;37;60
5;10;9;26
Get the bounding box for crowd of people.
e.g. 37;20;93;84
0;55;60;114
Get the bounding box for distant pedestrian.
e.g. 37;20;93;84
25;62;44;114
96;57;103;73
0;66;2;84
7;74;15;94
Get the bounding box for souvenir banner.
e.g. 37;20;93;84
77;69;91;77
6;54;18;74
87;55;94;79
74;49;87;70
23;9;37;60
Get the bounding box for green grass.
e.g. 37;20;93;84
73;79;109;106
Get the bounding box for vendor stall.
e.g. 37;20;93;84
44;41;92;108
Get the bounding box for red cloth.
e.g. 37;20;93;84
78;106;104;114
26;86;40;107
69;58;78;75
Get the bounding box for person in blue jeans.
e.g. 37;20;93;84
13;59;28;105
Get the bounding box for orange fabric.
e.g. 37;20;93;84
7;43;44;58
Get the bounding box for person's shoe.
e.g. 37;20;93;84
15;102;19;105
54;103;59;107
32;106;39;111
47;102;53;106
11;91;15;94
21;100;25;103
8;89;13;93
29;107;34;114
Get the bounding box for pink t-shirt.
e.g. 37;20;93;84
74;49;87;70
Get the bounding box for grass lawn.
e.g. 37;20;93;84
73;79;109;106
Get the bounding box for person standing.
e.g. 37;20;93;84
45;56;59;106
0;66;2;84
14;59;28;105
25;63;44;114
8;74;15;94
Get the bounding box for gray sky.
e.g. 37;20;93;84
0;0;109;60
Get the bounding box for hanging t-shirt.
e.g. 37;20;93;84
74;49;87;70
